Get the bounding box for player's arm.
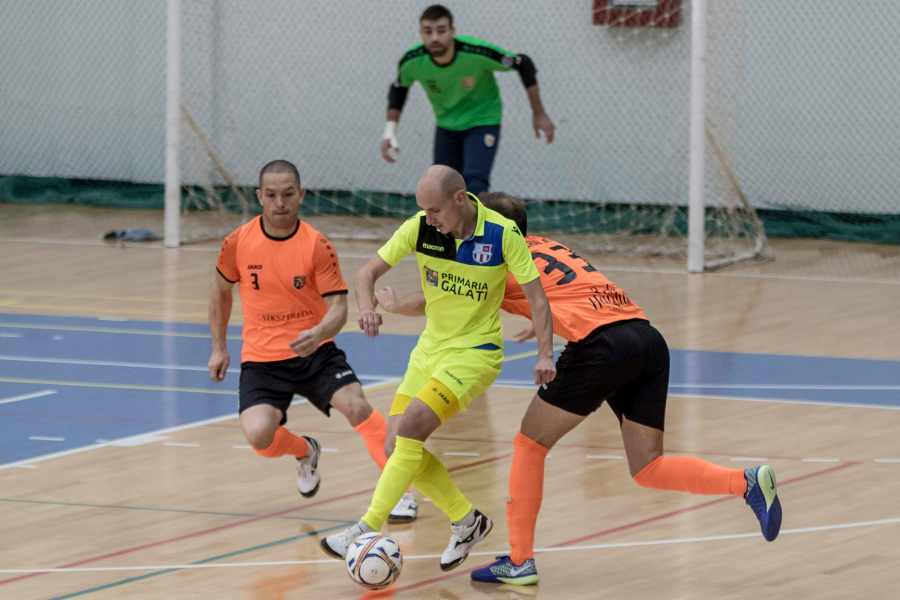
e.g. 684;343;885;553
503;223;555;384
208;272;235;382
375;286;426;317
520;278;556;384
289;292;348;358
356;256;391;338
513;55;554;144
382;58;415;163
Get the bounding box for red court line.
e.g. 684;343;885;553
0;453;510;588
270;429;819;463
390;461;861;593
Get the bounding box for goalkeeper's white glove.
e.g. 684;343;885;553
383;121;399;150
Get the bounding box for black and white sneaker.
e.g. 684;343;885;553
440;508;493;571
296;437;320;498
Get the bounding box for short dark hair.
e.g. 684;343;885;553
480;192;528;236
258;160;301;189
420;4;453;26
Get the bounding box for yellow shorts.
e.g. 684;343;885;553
389;344;503;423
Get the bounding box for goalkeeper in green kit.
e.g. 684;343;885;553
381;4;555;195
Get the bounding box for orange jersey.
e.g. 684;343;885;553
501;236;647;342
216;217;348;363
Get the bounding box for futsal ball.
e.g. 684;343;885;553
345;532;403;590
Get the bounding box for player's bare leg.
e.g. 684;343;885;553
240;404;321;497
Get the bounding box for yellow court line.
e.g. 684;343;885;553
0;377;237;395
0;304;210;319
0;322;242;340
0;377;401;395
1;290;209;305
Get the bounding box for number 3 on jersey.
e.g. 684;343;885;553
531;245;596;285
250;273;259;290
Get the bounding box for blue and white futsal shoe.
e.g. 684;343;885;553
744;465;782;541
471;556;539;586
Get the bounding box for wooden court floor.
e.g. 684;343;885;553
1;206;899;599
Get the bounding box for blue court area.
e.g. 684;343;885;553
1;312;898;467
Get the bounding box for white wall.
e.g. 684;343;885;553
1;0;899;214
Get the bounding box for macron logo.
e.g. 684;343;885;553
422;243;444;251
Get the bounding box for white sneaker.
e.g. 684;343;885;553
296;437;320;498
320;522;365;559
387;490;419;524
440;509;493;571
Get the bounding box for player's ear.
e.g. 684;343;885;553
298;188;307;205
255;188;263;205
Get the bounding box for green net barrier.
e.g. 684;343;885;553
2;175;899;244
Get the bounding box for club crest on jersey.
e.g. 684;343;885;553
293;275;307;290
425;267;439;287
461;76;475;89
484;134;496;147
472;243;493;264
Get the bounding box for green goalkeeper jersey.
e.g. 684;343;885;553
396;36;517;131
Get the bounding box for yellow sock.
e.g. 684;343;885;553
412;449;472;523
361;436;424;531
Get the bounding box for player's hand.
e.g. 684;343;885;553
358;308;383;338
513;325;537;344
533;112;555;144
374;286;400;314
290;328;322;358
533;355;556;385
380;138;400;163
207;349;230;382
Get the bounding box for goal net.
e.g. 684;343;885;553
174;0;767;264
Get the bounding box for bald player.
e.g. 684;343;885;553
320;166;555;575
377;191;784;585
207;160;417;522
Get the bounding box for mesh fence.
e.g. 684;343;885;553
1;1;899;271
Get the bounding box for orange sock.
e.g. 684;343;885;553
353;409;388;470
634;456;747;496
508;432;549;565
254;426;308;459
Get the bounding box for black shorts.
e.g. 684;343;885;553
239;342;360;425
537;319;669;431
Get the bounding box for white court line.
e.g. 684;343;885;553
875;459;900;463
163;442;199;447
496;378;900;392
0;381;391;470
321;448;339;453
29;436;65;442
491;382;900;411
10;465;38;469
670;383;900;391
0;389;57;405
586;455;624;460
97;317;128;322
0;356;400;383
2;516;898;573
442;452;480;457
802;458;840;463
730;457;767;462
232;445;251;450
0;332;23;338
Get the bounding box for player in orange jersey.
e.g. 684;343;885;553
207;160;417;521
376;191;782;585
